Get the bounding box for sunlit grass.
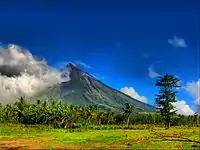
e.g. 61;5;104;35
0;124;199;149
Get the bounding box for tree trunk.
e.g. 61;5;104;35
168;121;170;129
126;115;130;127
98;118;101;125
165;119;170;129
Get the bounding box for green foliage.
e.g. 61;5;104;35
0;97;199;128
122;103;137;126
0;98;117;128
155;74;181;128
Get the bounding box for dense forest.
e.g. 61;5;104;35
0;98;199;129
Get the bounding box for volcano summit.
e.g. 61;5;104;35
33;63;154;112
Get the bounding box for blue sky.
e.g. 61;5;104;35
0;0;199;114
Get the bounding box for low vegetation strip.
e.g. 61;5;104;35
0;124;199;149
0;98;199;129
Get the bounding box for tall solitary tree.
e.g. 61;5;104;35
155;74;180;129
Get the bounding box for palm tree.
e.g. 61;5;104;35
122;103;136;126
97;111;105;125
105;111;115;124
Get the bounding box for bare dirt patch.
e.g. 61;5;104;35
0;138;87;150
0;139;47;150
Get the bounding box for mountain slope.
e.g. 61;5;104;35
33;63;154;112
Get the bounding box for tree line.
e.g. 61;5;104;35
0;98;199;128
0;74;199;128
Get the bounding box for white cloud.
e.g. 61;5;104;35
148;65;161;78
120;86;148;103
172;100;195;115
184;79;200;106
0;44;70;104
75;61;91;69
168;36;187;48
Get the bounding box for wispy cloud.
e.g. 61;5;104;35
168;36;187;48
56;60;91;69
120;86;148;103
75;61;91;69
148;65;161;78
184;79;200;107
172;100;195;115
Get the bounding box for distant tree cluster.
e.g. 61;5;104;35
0;98;199;128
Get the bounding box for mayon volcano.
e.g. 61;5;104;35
0;44;154;111
32;63;154;112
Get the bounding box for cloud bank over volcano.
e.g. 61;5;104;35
0;44;70;104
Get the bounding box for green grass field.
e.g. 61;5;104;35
0;124;199;150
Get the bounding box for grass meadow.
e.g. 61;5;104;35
0;124;199;149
